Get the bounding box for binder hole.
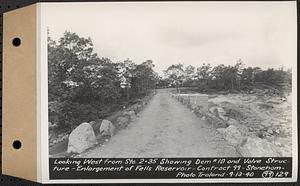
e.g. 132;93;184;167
13;140;22;149
12;38;21;47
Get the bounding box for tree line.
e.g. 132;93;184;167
48;31;158;129
161;60;292;93
48;31;292;130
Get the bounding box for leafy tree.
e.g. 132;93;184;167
210;60;243;90
196;63;212;90
132;60;157;96
184;65;196;81
254;68;292;91
197;63;212;80
48;31;122;129
117;59;136;100
240;67;261;89
164;63;185;92
211;64;226;89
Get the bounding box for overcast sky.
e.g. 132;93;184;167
43;2;297;74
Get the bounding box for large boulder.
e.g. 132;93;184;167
194;108;206;119
222;125;245;146
99;120;115;137
217;107;228;121
206;113;228;128
210;106;228;121
67;122;97;154
116;116;129;128
237;137;279;157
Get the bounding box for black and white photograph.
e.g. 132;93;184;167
44;1;297;182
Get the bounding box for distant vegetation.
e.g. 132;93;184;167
161;60;292;94
48;31;158;130
48;31;292;130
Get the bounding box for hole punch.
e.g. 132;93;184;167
12;140;22;149
12;37;21;47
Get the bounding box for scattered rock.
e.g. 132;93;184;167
209;106;228;121
194;109;205;117
127;110;136;121
274;129;280;134
216;107;228;121
256;130;266;138
67;122;97;154
280;97;287;102
99;120;115;137
222;125;245;146
116;116;129;128
209;106;218;114
237;137;279;157
131;104;140;113
206;113;228;128
137;104;143;111
267;129;274;134
227;118;239;126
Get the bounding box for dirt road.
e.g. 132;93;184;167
81;89;238;157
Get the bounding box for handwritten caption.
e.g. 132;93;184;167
49;157;292;179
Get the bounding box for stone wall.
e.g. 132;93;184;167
63;90;157;155
171;92;282;157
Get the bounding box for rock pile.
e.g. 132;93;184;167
172;92;292;157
